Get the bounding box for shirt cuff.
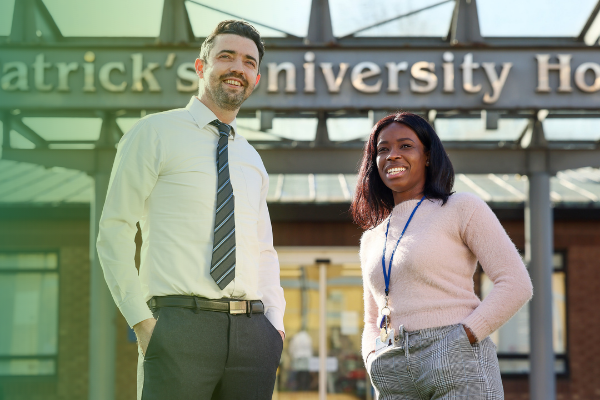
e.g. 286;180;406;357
460;312;493;342
264;307;285;335
119;296;155;328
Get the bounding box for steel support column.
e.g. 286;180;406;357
88;114;120;400
317;259;330;400
526;172;556;400
88;170;116;400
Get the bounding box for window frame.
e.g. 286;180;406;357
478;250;569;378
0;250;61;379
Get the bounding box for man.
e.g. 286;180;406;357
97;20;285;400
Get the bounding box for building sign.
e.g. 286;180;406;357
1;48;599;110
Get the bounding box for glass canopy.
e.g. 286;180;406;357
0;0;598;38
329;0;455;38
477;0;597;37
1;156;599;206
1;0;599;178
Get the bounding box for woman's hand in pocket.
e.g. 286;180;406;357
462;324;477;345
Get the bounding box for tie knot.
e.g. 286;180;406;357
210;120;232;136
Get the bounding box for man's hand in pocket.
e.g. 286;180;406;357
134;318;157;356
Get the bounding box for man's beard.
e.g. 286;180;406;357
206;73;253;111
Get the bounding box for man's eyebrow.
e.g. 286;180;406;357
244;54;258;64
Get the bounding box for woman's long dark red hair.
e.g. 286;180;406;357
350;112;455;230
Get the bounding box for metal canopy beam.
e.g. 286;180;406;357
157;0;195;45
448;0;483;45
306;0;335;44
578;0;600;43
1;113;10;147
10;118;49;148
4;147;600;175
255;147;600;174
9;0;63;44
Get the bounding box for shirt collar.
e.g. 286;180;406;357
185;97;238;138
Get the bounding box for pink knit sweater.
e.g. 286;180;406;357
360;192;533;362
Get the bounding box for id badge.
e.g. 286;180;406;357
374;328;395;356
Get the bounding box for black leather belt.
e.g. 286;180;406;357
148;295;264;316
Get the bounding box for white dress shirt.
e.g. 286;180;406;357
97;97;285;332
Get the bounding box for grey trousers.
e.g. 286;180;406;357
137;306;283;400
367;324;504;400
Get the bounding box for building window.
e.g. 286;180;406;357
0;252;59;376
480;252;567;375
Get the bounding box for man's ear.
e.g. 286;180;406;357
195;58;204;78
255;73;261;86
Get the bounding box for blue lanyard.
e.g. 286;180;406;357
381;196;426;296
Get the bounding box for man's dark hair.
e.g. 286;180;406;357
200;20;265;67
351;112;455;230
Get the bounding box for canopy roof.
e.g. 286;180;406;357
1;0;599;176
1;0;598;39
1;159;599;207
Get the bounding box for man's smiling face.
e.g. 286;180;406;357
196;34;261;111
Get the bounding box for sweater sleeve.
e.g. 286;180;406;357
361;284;379;364
460;196;533;341
360;230;380;364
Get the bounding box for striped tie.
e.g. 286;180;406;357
209;120;236;289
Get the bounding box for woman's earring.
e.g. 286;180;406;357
426;160;430;166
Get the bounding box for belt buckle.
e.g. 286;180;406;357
229;301;246;315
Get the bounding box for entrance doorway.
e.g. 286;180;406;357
273;247;372;400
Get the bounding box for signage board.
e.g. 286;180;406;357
1;48;599;110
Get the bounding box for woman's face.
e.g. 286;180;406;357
375;122;429;205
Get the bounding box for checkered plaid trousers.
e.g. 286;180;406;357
367;324;504;400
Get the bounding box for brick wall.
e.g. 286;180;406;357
499;221;600;400
272;221;363;246
556;222;600;400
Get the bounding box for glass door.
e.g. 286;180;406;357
275;247;372;400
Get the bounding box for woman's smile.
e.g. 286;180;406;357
385;165;407;178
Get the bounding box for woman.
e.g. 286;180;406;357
351;112;533;399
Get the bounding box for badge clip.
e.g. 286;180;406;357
378;297;391;341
